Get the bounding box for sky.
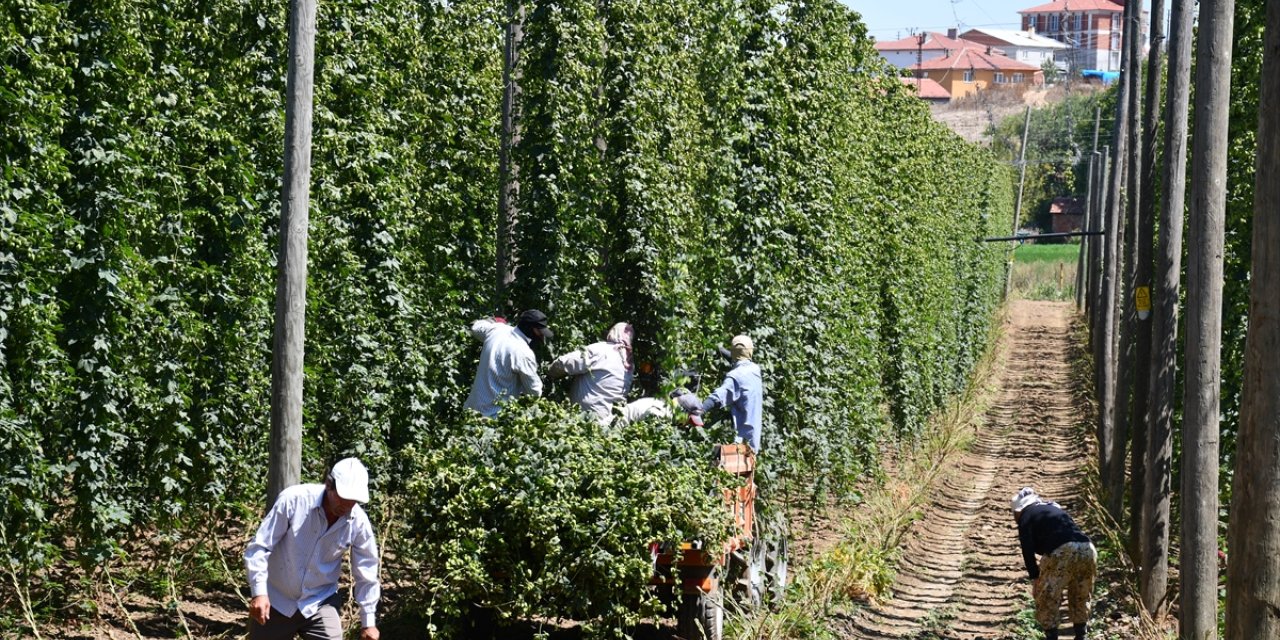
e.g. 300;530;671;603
839;0;1036;41
838;0;1152;43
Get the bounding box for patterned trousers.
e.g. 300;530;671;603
1034;541;1097;629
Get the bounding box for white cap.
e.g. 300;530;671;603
1010;486;1039;513
330;458;370;503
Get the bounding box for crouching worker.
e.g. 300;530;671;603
244;458;381;640
1012;487;1096;640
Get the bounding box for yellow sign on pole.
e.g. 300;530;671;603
1135;286;1151;320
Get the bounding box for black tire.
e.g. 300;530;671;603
676;590;723;640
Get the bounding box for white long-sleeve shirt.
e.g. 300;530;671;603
244;484;381;628
464;319;543;417
549;341;632;423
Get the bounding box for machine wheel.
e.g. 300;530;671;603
676;590;723;640
763;534;789;603
726;544;765;610
758;511;790;604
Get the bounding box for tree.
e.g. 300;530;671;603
1181;0;1235;636
268;0;318;507
1041;57;1062;85
1224;1;1280;636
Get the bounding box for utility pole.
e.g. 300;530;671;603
1142;0;1194;615
1006;106;1033;299
1013;106;1032;236
916;31;925;92
1129;0;1166;561
1181;0;1235;636
268;0;317;507
496;0;524;309
1225;3;1280;637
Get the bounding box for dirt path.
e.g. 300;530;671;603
839;300;1089;640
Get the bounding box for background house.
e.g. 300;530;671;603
898;76;952;104
1050;197;1085;233
1018;0;1128;72
911;47;1044;101
874;30;970;69
958;28;1070;71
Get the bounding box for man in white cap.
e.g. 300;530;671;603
244;458;381;640
1011;486;1096;640
677;335;764;451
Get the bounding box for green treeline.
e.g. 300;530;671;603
0;0;1010;592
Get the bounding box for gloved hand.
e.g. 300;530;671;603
675;392;704;415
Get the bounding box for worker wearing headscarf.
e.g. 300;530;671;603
548;322;634;424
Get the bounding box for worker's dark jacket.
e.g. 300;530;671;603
1016;502;1091;579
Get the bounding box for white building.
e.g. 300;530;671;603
957;28;1070;71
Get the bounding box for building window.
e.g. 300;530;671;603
1014;73;1025;83
995;72;1005;84
1074;13;1083;32
964;69;975;82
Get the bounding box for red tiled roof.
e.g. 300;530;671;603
875;31;972;53
911;47;1042;72
1019;0;1125;14
898;76;952;99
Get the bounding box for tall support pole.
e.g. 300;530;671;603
1129;0;1166;561
1181;0;1235;636
268;0;317;507
1075;156;1095;311
1078;107;1103;314
1109;0;1146;525
1225;2;1280;636
496;0;524;308
1092;147;1111;411
1142;0;1194;614
1099;48;1129;489
1086;107;1103;322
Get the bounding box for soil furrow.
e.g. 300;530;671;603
838;301;1087;640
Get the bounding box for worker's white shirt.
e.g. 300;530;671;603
550;341;631;423
244;484;380;627
464;319;543;417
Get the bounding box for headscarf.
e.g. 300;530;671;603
731;334;754;361
605;322;634;371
